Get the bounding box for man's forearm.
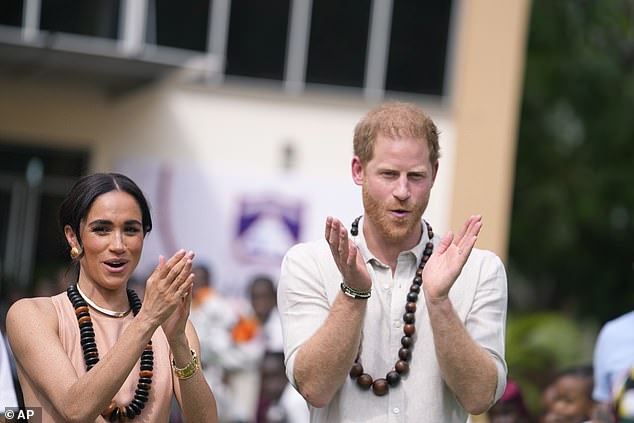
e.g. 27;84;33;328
293;292;367;408
426;297;498;415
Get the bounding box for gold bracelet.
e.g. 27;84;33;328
172;349;200;380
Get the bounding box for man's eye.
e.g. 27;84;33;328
125;227;141;234
92;226;109;233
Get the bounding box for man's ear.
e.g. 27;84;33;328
431;161;439;186
352;156;364;186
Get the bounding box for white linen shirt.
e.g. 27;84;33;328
278;219;508;423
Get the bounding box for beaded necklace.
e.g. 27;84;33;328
67;284;154;421
348;216;434;396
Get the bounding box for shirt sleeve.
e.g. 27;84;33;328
592;324;611;402
464;252;509;403
277;242;332;387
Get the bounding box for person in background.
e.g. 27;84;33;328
277;101;508;422
189;264;243;422
541;365;594;423
487;378;533;423
6;172;217;422
592;308;634;423
248;275;283;353
246;275;309;423
256;351;309;423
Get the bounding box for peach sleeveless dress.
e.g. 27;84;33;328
41;291;174;422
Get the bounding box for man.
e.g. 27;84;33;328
592;309;634;422
277;101;508;422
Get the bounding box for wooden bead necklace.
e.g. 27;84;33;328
67;284;153;421
348;216;434;396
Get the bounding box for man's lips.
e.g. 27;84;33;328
390;209;411;218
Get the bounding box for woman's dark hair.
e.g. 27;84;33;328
58;173;153;251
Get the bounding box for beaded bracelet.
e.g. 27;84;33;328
172;349;200;380
340;282;371;300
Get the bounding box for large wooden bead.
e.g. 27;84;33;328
350;362;364;378
101;401;117;417
398;348;411;361
132;398;146;411
395;360;409;375
401;336;413;348
357;374;373;390
372;378;389;396
404;323;416;336
386;371;401;387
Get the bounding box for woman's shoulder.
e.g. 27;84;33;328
8;295;56;314
6;296;59;336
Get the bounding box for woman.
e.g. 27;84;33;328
6;173;218;422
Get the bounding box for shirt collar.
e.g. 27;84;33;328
351;216;434;266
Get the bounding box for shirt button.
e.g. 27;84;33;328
393;320;401;328
384;284;389;290
393;408;400;414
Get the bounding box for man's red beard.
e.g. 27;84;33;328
362;184;425;244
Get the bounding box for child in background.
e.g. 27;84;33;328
541;365;595;423
487;377;533;423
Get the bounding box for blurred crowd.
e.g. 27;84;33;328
481;309;634;423
2;264;633;423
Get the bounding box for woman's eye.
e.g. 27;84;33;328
125;227;141;234
92;226;109;233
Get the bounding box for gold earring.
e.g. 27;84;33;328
70;246;81;259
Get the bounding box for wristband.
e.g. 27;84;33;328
340;282;371;300
172;349;200;380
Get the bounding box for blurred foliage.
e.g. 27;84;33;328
505;312;598;417
510;0;634;324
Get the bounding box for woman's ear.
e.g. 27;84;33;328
64;225;79;250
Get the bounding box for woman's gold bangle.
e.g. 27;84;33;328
171;349;200;380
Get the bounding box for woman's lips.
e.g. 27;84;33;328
103;260;129;273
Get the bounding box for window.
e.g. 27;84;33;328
153;0;210;52
305;0;371;88
1;0;456;98
385;0;453;96
225;0;290;80
0;0;23;27
40;0;121;39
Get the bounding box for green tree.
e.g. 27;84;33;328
510;0;634;324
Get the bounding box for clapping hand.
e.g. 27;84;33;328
325;216;371;293
141;249;195;336
422;215;482;303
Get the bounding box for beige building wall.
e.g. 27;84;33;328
450;0;532;259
